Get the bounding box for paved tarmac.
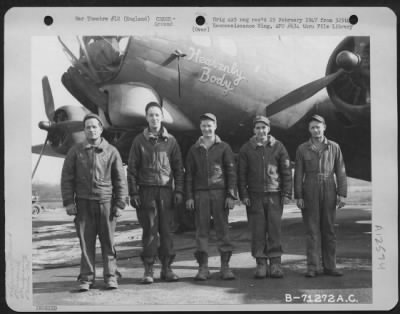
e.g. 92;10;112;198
32;204;372;308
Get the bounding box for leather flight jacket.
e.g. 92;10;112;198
238;135;292;199
61;138;128;208
127;127;184;196
185;135;237;200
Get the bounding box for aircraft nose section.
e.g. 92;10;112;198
336;50;361;72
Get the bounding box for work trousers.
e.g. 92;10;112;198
247;192;284;259
137;186;175;263
74;199;117;284
301;177;337;271
194;189;233;254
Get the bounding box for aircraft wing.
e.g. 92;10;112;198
32;144;65;158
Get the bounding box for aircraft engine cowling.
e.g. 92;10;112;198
102;83;160;128
326;36;370;125
102;83;196;131
39;105;88;155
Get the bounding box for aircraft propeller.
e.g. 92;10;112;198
32;77;85;179
266;50;361;117
32;77;53;179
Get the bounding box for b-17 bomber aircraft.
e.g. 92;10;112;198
32;35;370;185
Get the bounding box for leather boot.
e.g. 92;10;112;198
269;257;284;278
194;251;210;281
142;260;154;284
220;251;235;280
77;274;94;292
254;258;268;279
160;256;179;282
78;281;90;292
104;275;118;289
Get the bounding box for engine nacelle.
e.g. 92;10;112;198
326;36;370;126
102;83;160;127
102;83;196;131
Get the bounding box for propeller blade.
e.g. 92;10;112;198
266;69;344;117
32;135;49;179
42;76;55;120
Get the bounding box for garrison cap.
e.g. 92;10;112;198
145;102;163;114
309;114;326;124
200;113;217;122
83;113;103;127
253;115;270;126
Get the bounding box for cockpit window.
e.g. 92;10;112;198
58;36;130;82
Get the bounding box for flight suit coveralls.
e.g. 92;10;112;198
294;137;347;272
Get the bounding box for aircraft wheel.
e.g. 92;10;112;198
32;204;41;217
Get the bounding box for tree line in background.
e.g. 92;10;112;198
32;178;370;205
32;182;62;201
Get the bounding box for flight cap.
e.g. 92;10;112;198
309;114;326;124
253;115;270;126
83;113;103;127
200;113;217;122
